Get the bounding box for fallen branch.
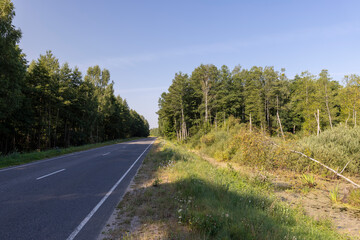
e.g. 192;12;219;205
272;142;360;188
340;160;351;174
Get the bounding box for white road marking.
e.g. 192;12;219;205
36;169;66;180
66;140;154;240
102;152;110;156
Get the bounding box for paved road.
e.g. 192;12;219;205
0;137;155;240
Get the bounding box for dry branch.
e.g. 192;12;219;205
340;160;351;174
271;142;360;188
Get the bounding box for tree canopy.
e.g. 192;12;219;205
158;65;350;140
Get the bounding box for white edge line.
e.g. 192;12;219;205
36;169;66;180
66;140;155;240
0;138;149;173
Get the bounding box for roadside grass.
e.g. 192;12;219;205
0;137;142;169
103;139;348;240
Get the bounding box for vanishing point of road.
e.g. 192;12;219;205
0;138;155;240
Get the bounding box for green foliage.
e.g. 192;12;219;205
0;0;27;152
329;185;340;204
301;174;317;188
149;128;159;137
200;133;216;146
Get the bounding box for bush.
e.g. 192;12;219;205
191;123;300;170
299;126;360;174
200;133;216;146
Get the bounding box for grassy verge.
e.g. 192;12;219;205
102;138;348;240
0;137;141;169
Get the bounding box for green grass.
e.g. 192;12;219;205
158;139;347;239
329;185;340;204
0;137;142;169
301;173;317;188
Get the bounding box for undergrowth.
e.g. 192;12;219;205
188;119;360;176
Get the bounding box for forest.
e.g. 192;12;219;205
158;64;357;140
0;0;149;154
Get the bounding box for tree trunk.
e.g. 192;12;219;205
355;111;357;127
277;111;285;140
249;113;252;133
67;123;71;147
54;108;59;147
223;112;226;128
64;119;68;147
345;110;350;127
205;85;208;123
315;109;320;136
96;124;99;143
48;107;51;148
215;112;217;130
181;106;187;140
325;85;333;129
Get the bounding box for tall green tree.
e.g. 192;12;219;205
0;0;27;153
190;64;219;124
340;74;360;126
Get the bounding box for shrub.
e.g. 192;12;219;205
200;133;216;146
299;126;360;174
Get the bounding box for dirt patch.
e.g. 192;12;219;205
275;176;360;238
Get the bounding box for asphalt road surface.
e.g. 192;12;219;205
0;137;155;240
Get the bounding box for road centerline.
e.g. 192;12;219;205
102;152;110;156
66;140;154;240
36;169;66;180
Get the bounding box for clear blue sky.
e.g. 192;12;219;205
13;0;360;128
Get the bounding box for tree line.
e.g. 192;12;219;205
0;0;149;154
158;63;359;140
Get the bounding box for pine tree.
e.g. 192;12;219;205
0;0;27;153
